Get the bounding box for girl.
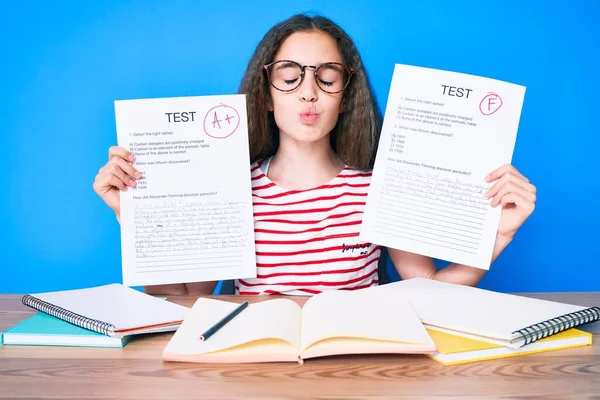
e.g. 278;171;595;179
93;14;537;296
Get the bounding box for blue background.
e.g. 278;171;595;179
1;0;598;294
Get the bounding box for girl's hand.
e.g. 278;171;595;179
93;146;140;219
485;164;537;240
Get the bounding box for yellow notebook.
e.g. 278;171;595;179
427;328;592;366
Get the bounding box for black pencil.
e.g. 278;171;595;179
199;301;249;341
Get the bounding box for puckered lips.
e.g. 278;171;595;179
299;108;318;124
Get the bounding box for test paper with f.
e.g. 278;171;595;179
360;64;526;269
115;95;257;286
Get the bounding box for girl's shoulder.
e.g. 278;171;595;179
338;166;372;178
336;166;373;187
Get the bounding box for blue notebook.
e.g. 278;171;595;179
1;313;132;348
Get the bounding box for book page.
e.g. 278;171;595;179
360;64;526;270
163;298;302;358
115;94;257;286
300;288;434;354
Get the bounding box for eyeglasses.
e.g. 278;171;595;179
263;60;355;94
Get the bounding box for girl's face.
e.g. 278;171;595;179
268;30;344;146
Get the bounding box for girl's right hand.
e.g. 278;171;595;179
93;146;141;219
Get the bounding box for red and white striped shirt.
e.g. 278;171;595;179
235;160;382;295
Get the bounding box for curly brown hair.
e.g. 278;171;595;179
238;13;382;171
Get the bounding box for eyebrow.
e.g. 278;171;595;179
274;61;299;71
319;63;343;73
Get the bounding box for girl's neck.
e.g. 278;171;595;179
267;136;345;190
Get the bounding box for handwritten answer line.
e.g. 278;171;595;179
135;251;241;258
384;175;487;197
136;244;248;252
135;238;248;245
384;168;488;191
135;209;246;219
135;202;247;208
383;168;490;208
383;189;487;211
134;201;247;208
383;180;488;204
133;220;246;225
134;218;245;224
380;189;487;214
135;232;245;240
134;212;245;218
134;227;248;232
135;235;248;244
136;247;245;255
136;255;242;264
382;184;488;209
136;251;238;258
134;214;245;221
137;265;243;273
137;261;242;268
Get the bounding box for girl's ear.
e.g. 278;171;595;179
339;97;346;114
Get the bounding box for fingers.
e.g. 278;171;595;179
108;146;135;163
103;158;137;186
111;156;141;181
489;179;536;207
99;150;141;182
93;170;128;193
498;192;536;214
106;173;128;192
94;153;141;195
485;164;528;183
486;172;536;206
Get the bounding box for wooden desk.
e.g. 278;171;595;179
1;293;599;399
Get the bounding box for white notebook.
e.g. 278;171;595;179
22;284;190;337
372;278;600;348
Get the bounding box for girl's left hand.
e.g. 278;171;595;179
485;164;537;240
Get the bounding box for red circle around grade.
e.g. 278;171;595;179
203;104;240;139
479;93;503;115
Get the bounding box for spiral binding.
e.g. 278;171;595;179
22;295;116;336
512;306;600;346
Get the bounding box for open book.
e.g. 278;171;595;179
22;284;190;337
372;278;600;348
163;288;436;363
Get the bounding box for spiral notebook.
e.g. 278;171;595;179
22;284;190;337
372;278;600;349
